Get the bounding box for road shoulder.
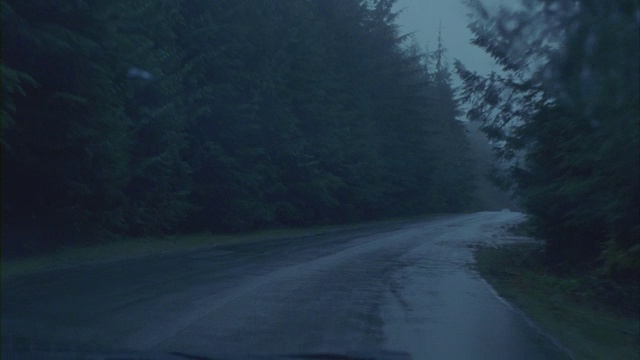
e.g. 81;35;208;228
474;240;639;360
1;215;443;281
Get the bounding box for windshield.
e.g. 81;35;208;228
2;1;638;359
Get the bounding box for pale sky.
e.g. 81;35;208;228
394;0;519;76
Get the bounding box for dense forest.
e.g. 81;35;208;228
457;0;639;279
1;0;476;255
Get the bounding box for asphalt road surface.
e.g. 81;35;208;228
2;212;572;359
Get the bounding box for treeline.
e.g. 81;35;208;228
457;0;639;279
1;0;475;254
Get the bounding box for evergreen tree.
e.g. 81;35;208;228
425;28;475;211
457;0;639;275
1;0;478;253
2;0;132;248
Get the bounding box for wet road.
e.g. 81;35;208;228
2;212;572;359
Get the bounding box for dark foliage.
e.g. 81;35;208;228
1;0;475;254
457;0;639;278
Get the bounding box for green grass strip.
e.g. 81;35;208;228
475;244;639;360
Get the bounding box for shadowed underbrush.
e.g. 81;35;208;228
475;241;639;360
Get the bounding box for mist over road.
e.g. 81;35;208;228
2;212;571;359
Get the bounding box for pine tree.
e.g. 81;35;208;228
457;0;639;275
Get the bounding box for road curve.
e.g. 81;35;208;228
1;212;571;359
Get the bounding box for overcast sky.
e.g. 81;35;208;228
394;0;518;76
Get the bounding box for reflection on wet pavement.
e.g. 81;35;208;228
382;213;571;360
2;212;572;359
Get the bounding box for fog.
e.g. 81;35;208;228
393;0;522;211
394;0;520;76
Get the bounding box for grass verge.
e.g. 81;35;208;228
1;215;435;281
475;242;639;360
